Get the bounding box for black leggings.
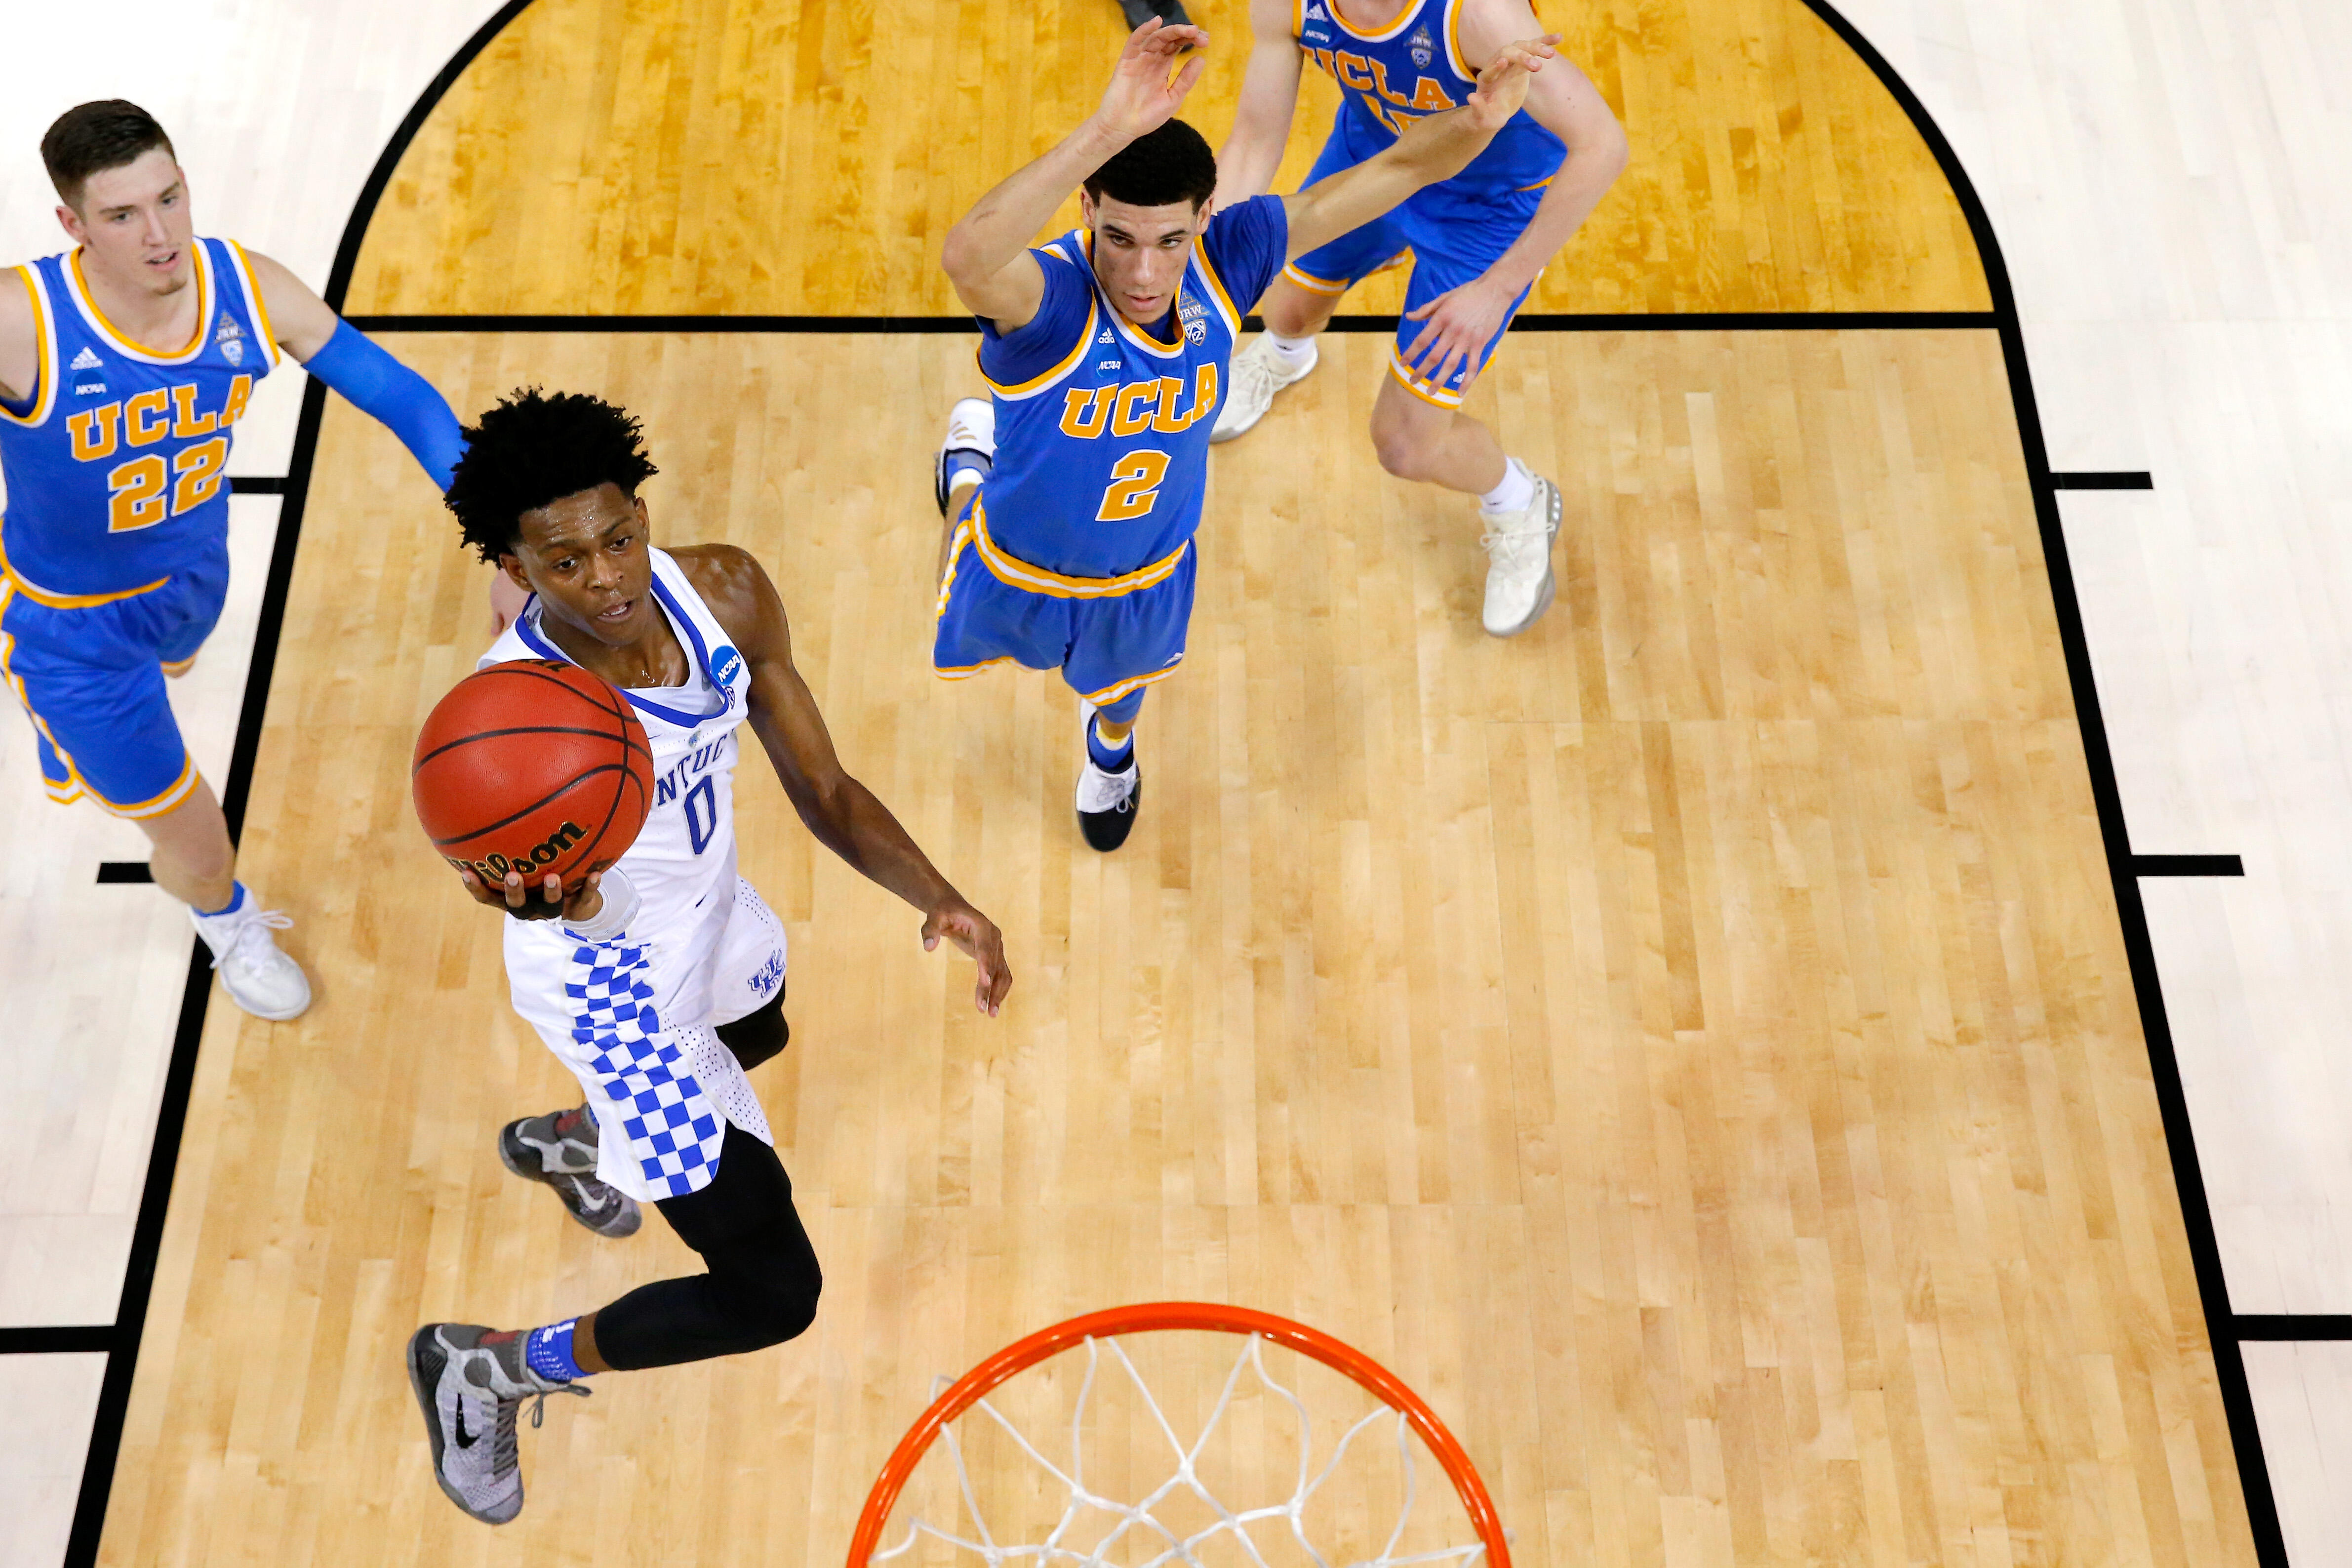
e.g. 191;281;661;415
591;1101;820;1368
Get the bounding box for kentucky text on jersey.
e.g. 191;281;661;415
0;238;281;601
965;196;1289;582
1294;0;1564;192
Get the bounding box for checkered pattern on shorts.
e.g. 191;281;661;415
566;940;725;1198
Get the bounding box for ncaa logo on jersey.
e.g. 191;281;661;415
1409;23;1435;68
214;313;245;366
709;645;744;690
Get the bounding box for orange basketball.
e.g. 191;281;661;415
412;660;656;891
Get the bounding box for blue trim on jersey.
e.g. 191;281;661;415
511;580;730;729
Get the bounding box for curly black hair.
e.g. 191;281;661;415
444;388;660;563
1082;119;1217;211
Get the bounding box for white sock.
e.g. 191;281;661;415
1479;457;1538;515
1263;330;1316;370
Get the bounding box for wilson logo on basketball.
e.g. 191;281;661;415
444;818;589;883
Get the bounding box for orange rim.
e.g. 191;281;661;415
847;1301;1511;1568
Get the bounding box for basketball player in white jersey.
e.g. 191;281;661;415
406;389;1011;1525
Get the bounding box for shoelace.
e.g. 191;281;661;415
491;1382;591;1477
212;909;295;973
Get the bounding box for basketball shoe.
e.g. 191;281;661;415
936;397;996;516
406;1323;587;1525
189;886;311;1021
1209;334;1317;443
1478;475;1564;637
1075;702;1141;852
499;1106;641;1238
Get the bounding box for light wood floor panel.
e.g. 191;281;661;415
99;328;2247;1566
343;0;1989;318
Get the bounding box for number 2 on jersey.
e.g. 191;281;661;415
1096;449;1170;522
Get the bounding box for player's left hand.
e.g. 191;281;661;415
1401;274;1519;391
1093;18;1210;143
922;897;1013;1017
1462;36;1558;132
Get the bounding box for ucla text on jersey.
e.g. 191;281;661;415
0;238;279;601
965;195;1290;583
1293;0;1564;193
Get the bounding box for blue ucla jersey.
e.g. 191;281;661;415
973;196;1289;580
1294;0;1564;194
0;237;279;599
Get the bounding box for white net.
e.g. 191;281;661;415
872;1333;1493;1568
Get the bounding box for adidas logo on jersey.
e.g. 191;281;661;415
1097;330;1115;344
69;347;102;372
1303;2;1329;19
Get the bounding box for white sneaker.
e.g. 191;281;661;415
935;397;996;515
190;896;313;1021
1478;476;1563;637
1210;335;1317;444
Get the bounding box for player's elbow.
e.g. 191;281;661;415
940;224;992;292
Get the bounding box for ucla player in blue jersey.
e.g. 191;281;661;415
933;20;1552;849
0;102;466;1019
1209;0;1626;638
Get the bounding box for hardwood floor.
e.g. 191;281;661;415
342;0;1989;319
96;327;2251;1565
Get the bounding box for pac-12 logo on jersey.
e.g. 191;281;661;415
1409;24;1435;68
214;314;246;366
1179;298;1207;347
709;645;743;690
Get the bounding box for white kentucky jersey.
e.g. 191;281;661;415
481;547;781;1201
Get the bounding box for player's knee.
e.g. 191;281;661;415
731;1266;821;1350
1371;415;1439;483
716;990;789;1071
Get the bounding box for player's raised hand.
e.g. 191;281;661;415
1093;18;1210;142
1462;36;1558;132
922;896;1014;1017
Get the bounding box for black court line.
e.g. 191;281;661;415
0;1326;114;1355
2052;470;2155;490
2135;855;2247;877
60;2;2287;1566
228;475;287;494
94;862;154;885
2237;1316;2352;1342
1799;2;2287;1562
349;308;1999;334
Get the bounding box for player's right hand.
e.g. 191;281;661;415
1094;18;1210;142
458;865;605;924
1463;36;1559;132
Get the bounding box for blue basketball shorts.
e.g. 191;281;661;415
0;547;226;818
1283;115;1551;408
931;499;1195;725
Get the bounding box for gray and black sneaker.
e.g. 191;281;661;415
499;1106;642;1238
405;1323;587;1525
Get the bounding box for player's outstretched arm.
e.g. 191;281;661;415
682;545;1013;1016
1210;0;1307;209
941;18;1209;330
1278;37;1555;262
244;250;465;490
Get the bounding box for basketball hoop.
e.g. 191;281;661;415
848;1303;1510;1568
